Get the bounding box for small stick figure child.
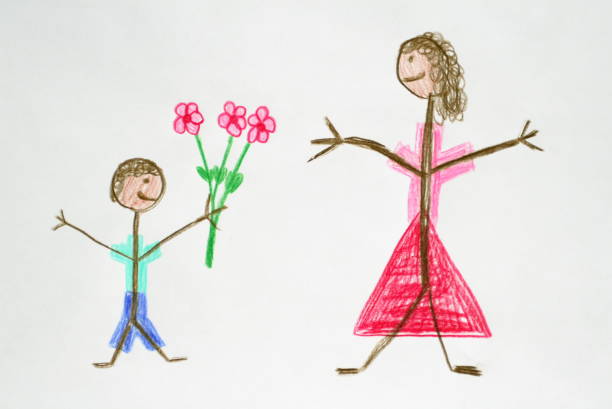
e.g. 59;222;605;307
53;158;224;368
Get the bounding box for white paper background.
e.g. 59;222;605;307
2;0;611;408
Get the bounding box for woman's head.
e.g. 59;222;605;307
396;32;467;122
110;158;165;212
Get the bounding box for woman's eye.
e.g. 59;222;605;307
408;55;414;63
144;178;150;183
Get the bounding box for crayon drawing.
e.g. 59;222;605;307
310;32;542;376
4;1;610;408
174;101;277;267
53;158;223;367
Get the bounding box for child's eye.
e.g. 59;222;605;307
408;55;414;63
144;178;150;183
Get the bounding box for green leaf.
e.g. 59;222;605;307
212;166;228;184
199;166;229;184
196;166;210;181
225;171;244;194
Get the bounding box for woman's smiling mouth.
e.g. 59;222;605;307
402;72;425;82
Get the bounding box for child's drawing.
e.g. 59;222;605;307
53;158;223;367
173;101;276;267
309;32;542;376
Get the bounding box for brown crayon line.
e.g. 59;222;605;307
130;212;140;322
309;117;423;177
432;120;541;173
138;206;226;261
335;96;436;374
53;211;132;260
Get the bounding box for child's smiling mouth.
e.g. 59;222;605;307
137;191;158;201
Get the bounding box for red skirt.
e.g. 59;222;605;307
354;214;491;337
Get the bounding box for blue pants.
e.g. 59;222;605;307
109;292;165;352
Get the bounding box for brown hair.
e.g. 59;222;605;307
110;158;163;202
398;32;467;122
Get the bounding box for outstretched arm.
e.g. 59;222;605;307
309;117;423;177
433;120;542;173
52;210;132;259
138;204;226;261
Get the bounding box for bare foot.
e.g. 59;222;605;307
336;367;361;375
92;362;114;368
165;356;187;363
452;365;482;376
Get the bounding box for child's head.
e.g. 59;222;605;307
396;32;467;122
110;158;165;212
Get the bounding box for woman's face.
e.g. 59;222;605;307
397;49;435;98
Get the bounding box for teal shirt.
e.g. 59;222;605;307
110;235;161;293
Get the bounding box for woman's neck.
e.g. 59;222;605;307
420;95;435;174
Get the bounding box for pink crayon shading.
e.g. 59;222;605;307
218;101;247;137
247;106;276;143
174;102;204;135
389;123;474;225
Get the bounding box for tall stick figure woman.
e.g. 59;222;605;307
309;32;542;376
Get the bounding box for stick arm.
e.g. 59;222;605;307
52;210;132;259
433;120;542;173
138;206;226;261
309;117;423;177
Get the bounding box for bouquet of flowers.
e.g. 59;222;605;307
173;101;276;267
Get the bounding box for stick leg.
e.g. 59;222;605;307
336;287;428;375
93;323;131;368
132;321;187;363
428;291;481;376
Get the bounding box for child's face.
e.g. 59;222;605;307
397;49;435;98
115;173;164;212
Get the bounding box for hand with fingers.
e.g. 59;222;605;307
308;117;345;162
52;210;68;231
517;120;542;151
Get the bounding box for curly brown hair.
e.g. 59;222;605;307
398;32;467;122
110;158;164;202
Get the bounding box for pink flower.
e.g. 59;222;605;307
174;102;204;135
217;101;247;137
247;106;276;143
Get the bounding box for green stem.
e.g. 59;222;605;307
194;134;213;193
205;222;217;268
204;142;252;268
195;132;216;268
211;135;234;208
233;142;251;174
216;142;252;218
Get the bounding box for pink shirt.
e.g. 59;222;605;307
389;123;474;225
